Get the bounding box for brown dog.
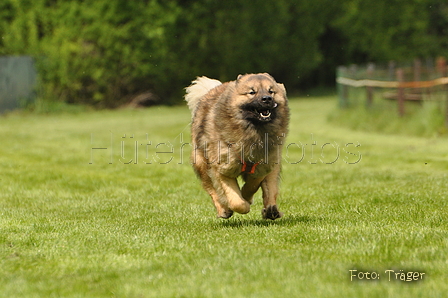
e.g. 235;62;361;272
185;73;289;219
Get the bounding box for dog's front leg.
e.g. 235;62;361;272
261;166;283;220
217;174;251;214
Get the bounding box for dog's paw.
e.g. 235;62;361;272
262;205;283;220
217;209;234;219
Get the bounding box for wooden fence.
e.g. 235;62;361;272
336;58;448;126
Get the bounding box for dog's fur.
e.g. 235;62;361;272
185;73;289;219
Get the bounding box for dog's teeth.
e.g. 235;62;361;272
260;110;271;118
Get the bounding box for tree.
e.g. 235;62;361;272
331;0;441;62
1;0;447;105
168;0;336;92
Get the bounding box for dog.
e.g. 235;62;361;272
185;73;289;219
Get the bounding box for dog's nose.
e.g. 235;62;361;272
261;96;273;103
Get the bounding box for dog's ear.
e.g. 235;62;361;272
237;74;244;81
277;83;287;96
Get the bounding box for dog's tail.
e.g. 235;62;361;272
185;76;222;115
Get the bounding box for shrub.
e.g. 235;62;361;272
1;0;180;107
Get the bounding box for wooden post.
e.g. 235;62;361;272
438;57;448;127
349;64;357;107
396;68;405;117
426;58;434;98
414;58;421;96
436;56;446;75
337;66;349;108
366;63;374;107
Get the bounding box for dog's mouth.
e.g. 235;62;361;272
255;103;277;120
242;102;278;123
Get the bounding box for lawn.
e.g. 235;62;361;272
0;96;447;297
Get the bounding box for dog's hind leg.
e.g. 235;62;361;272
241;175;264;205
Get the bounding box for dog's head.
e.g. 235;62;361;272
234;73;287;124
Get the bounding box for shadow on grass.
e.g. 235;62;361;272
214;214;323;228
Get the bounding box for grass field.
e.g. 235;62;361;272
1;96;447;297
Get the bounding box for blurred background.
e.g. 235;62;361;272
0;0;447;108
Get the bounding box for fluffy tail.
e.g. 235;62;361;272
185;76;222;114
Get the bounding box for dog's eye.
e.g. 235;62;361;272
248;90;256;95
268;89;275;94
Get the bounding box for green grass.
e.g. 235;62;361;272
1;97;447;297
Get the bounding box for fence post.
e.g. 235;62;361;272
437;57;448;127
436;56;446;75
366;63;374;107
414;58;421;95
337;66;349;108
396;68;405;117
425;58;435;98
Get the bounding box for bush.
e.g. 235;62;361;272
1;0;180;107
0;0;338;106
1;0;448;107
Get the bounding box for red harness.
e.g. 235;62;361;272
241;161;260;174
